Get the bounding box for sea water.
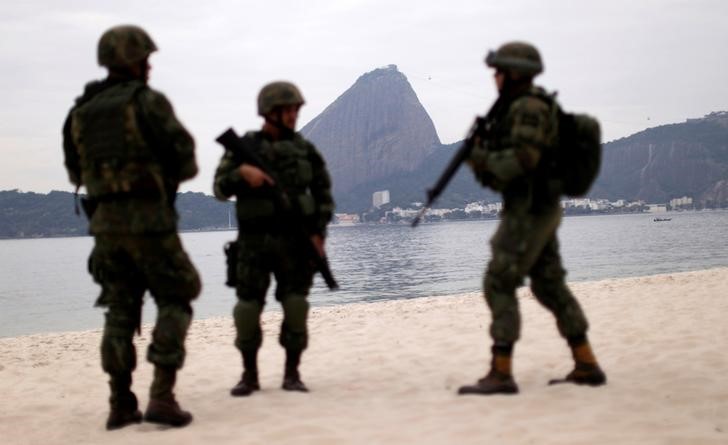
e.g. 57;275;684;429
0;210;726;337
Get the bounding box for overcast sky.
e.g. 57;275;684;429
1;0;726;194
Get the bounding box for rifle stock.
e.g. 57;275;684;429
215;128;339;290
411;117;486;227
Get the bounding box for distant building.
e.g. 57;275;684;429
627;200;646;208
589;199;610;211
670;196;693;209
562;198;590;209
389;207;419;219
646;204;668;213
465;202;486;213
465;201;501;214
334;213;360;225
372;190;390;208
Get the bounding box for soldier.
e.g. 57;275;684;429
62;25;201;428
458;42;606;395
213;82;334;395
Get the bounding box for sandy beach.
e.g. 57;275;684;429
1;267;727;445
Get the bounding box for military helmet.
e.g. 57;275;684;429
257;81;305;116
97;25;157;69
485;41;543;76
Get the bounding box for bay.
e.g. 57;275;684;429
0;210;726;338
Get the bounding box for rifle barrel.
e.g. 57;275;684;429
410;116;489;229
410;206;429;227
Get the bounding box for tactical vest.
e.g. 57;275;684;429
71;80;165;199
235;132;317;227
478;88;562;211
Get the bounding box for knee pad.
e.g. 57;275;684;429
233;299;263;352
233;299;263;331
281;296;309;333
279;296;309;350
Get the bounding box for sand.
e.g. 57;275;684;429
1;267;727;445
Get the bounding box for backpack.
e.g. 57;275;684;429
553;106;602;197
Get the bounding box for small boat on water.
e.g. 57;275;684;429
653;217;672;222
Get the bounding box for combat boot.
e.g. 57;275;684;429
231;349;260;396
549;337;607;386
106;373;142;430
144;366;193;427
458;353;519;395
282;349;308;392
231;370;260;396
144;397;193;427
282;370;309;392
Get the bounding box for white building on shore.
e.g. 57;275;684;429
372;190;390;208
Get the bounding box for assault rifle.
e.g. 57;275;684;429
216;128;339;290
411;116;488;227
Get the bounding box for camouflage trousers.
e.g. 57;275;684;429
233;231;314;354
484;205;588;344
89;233;201;376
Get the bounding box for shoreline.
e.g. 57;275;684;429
0;266;728;342
1;267;727;444
3;265;728;340
2;208;727;240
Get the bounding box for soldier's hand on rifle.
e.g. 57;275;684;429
239;164;275;188
310;234;326;258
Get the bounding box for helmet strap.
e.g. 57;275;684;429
263;110;295;140
107;67;135;80
107;58;149;83
500;73;532;98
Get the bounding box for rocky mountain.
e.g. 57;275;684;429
301;65;441;197
302;64;727;211
593;111;728;205
2;68;726;238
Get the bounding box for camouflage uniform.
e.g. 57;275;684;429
459;42;605;395
214;82;334;394
62;25;199;428
470;85;589;344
